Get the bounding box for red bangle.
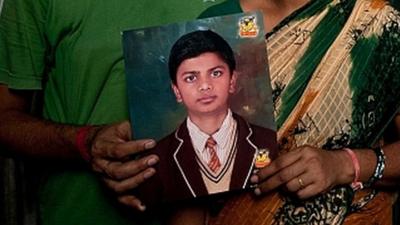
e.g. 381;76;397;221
343;148;363;191
76;126;93;162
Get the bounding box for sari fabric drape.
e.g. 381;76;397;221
205;0;400;224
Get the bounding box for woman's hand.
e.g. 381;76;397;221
251;145;354;199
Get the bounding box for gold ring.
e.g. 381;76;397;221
298;178;305;189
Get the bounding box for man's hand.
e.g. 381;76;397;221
0;85;159;211
89;121;159;211
250;145;353;199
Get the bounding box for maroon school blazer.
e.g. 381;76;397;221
136;113;278;208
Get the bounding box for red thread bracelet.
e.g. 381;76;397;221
76;126;93;162
343;148;363;191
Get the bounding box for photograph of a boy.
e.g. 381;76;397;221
137;30;278;207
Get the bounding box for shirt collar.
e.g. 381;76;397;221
186;109;235;151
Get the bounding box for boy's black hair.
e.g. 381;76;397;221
168;30;236;84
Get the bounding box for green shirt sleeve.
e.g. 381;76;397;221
198;0;242;19
0;0;48;90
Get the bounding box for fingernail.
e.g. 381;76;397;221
143;169;155;179
249;183;258;189
138;203;146;211
254;188;262;196
250;175;259;183
147;157;158;166
144;140;156;149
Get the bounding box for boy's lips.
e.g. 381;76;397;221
197;95;217;104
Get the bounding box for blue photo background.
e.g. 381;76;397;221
123;11;275;140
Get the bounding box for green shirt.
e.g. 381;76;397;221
199;0;242;18
0;0;223;225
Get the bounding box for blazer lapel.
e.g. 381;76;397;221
173;122;208;198
230;113;257;189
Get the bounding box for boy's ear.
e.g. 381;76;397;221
171;83;183;103
229;71;238;94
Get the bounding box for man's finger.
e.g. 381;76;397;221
118;195;146;211
103;167;156;193
93;154;159;179
115;121;133;141
105;139;156;159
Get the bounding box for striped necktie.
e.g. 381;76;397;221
206;136;221;172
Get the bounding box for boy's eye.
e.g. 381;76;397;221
183;74;197;83
211;70;223;77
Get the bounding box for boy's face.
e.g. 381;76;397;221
172;52;237;117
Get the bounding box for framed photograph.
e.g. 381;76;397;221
122;11;278;208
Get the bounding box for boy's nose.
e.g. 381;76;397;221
198;78;212;91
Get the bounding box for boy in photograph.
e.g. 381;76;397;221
137;30;277;207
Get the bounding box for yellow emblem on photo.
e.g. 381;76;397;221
238;15;259;38
255;148;271;168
